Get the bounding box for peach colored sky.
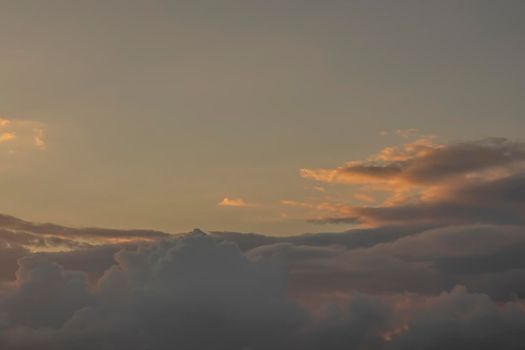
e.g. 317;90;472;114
1;1;525;235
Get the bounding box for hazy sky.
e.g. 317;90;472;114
3;2;525;349
1;0;525;234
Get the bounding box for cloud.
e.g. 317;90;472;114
0;243;29;287
0;117;46;153
386;286;525;350
33;128;45;149
309;173;525;226
0;133;16;143
0;128;523;349
0;232;305;349
300;138;525;226
1;136;525;348
0;228;524;349
219;197;256;207
0;214;524;348
294;225;525;300
353;193;376;203
302;138;525;189
0;213;171;251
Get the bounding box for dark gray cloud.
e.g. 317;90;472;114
386;286;525;350
0;243;28;288
0;232;304;349
212;224;433;251
312;173;525;226
248;225;525;300
0;227;525;349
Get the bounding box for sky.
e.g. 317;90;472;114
1;0;525;234
2;2;525;349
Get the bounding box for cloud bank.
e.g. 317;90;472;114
0;222;524;348
1;137;525;349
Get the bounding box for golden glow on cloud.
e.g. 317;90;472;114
0;132;16;143
294;137;525;225
218;197;255;208
34;128;46;149
0;117;46;152
300;138;443;199
353;193;376;203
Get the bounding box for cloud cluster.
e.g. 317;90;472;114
0;118;46;152
302;138;525;188
0;222;523;349
300;138;525;226
0;214;170;285
1;136;525;348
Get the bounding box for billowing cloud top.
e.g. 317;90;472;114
0;219;524;348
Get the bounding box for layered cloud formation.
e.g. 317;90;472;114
1;137;525;349
300;137;525;226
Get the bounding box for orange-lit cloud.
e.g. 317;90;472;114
353;193;376;203
302;138;525;198
218;197;255;208
300;138;525;226
0;132;16;143
0;117;46;152
0;118;10;127
0;213;170;253
34;128;46;149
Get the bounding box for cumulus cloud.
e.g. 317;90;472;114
0;232;304;349
385;286;525;350
0;219;523;348
0;228;524;349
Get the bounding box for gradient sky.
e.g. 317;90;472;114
2;0;525;235
3;2;525;349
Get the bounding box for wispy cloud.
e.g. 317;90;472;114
395;128;419;138
34;128;45;149
0;132;16;143
0;117;46;152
